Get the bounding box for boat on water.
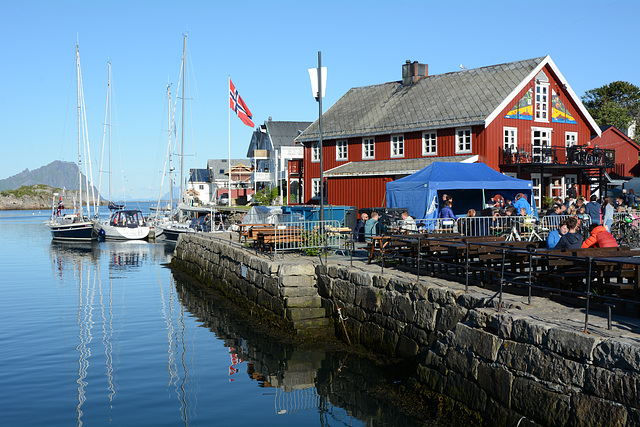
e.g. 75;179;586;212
48;44;97;241
156;203;227;241
92;63;149;241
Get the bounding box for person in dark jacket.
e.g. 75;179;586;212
353;212;369;242
582;223;618;248
585;195;601;225
555;217;584;250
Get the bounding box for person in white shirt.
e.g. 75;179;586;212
399;210;417;232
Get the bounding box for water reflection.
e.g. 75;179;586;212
174;277;423;426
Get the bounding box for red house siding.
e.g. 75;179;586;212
327;176;391;208
590;127;640;177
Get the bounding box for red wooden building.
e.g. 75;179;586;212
296;56;638;211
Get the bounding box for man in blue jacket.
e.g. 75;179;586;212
514;193;533;216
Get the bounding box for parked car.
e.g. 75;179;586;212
218;193;229;206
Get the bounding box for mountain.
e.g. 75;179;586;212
0;161;87;192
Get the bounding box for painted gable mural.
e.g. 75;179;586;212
505;88;533;120
551;90;577;124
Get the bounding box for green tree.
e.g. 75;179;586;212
254;186;280;205
582;81;640;143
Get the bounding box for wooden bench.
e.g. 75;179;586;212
237;223;273;243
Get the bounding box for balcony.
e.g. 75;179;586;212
500;144;615;168
252;171;271;182
251;149;270;159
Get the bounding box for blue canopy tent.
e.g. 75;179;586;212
386;162;537;219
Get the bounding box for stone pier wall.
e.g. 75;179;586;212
173;235;640;426
318;263;640;426
173;234;330;336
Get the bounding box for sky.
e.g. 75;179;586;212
1;0;638;200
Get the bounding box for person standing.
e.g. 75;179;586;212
585;195;601;225
438;199;457;220
602;196;614;231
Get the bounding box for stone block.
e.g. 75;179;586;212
444;349;474;377
280;285;318;298
285;307;326;321
279;263;315;276
332;279;355;305
477;362;513;407
512;377;570;426
280;275;314;287
435;303;466;333
443;370;487;412
584;365;640;408
510;318;548;345
547;328;600;362
593;339;640;372
391;294;415;323
416;365;444;393
497;340;585;387
354;286;380;312
414;300;438;332
428;286;457;305
361;321;385;349
285;295;322;308
396;335;418;358
453;323;503;362
570;393;628;427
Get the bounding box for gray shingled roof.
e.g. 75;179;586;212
206;159;251;179
297;57;546;142
266;120;312;148
324;155;476;177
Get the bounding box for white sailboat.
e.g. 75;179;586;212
48;43;97;241
93;62;150;241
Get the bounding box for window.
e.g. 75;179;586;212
455;128;472;153
199;184;204;190
503;127;517;151
422;131;437;156
531;127;551;163
336;140;348;161
390;135;404;158
311;178;320;198
311;143;320;162
362;137;375;159
565;132;578;147
535;82;549;121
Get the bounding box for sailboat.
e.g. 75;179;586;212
93;62;150;241
48;44;97;241
156;35;222;241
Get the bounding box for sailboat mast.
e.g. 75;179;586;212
179;34;186;214
108;62;112;204
168;83;173;221
76;44;83;215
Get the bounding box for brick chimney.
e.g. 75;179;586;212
402;60;428;85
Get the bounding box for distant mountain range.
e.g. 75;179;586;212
0;161;90;192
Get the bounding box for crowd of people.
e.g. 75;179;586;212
352;186;637;248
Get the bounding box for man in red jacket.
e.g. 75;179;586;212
582;223;618;248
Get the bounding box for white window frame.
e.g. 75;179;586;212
422;131;437;156
362;137;375;159
455;127;472;154
503;127;517;151
565;132;578;147
531;127;552;163
311;143;320;162
311;178;320;198
535;82;549;122
530;173;542;202
390;134;404;158
336;140;348;161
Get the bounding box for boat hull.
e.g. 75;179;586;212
95;221;150;241
49;220;96;241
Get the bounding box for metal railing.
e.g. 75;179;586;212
272;219;345;257
500;144;615;167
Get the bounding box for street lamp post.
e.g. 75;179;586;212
308;51;326;223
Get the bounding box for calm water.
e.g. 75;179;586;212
0;208;427;426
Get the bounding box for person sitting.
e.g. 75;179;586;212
353;212;369;242
399;210;417;233
582;223;618;248
438;200;457;220
364;211;386;241
547;220;568;249
555;217;584;250
513;193;533;216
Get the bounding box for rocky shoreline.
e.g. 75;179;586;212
0;185;98;211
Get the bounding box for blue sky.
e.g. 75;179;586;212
1;0;638;200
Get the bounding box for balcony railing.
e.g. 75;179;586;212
252;171;271;182
251;149;270;159
500;144;615;167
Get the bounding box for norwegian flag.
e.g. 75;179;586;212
229;79;254;127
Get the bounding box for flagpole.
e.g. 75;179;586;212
228;76;232;207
